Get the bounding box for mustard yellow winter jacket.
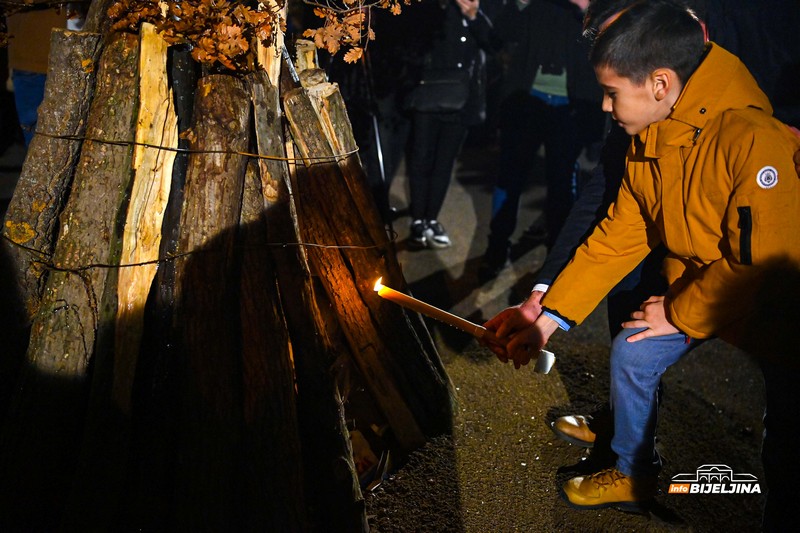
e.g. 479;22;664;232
542;43;800;346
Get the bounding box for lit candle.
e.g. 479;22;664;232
373;277;555;374
374;277;494;342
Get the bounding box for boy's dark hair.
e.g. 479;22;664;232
589;1;706;85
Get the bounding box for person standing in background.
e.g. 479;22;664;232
404;0;502;249
5;1;67;146
478;0;603;280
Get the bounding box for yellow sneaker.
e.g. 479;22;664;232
561;468;656;512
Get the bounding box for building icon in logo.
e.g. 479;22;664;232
669;464;761;494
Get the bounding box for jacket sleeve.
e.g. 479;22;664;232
542;172;660;326
667;121;800;339
467;0;504;54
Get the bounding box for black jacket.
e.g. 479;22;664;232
414;0;503;124
497;0;600;104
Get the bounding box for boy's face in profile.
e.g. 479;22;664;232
595;65;675;135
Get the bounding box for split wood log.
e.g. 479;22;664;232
0;32;140;530
295;38;319;72
255;0;285;87
291;36;449;430
66;46;200;532
1;29;102;322
59;25;179;530
284;83;456;451
250;71;367;531
170;73;252;530
114;22;178;413
115;45;198;529
311;84;454;430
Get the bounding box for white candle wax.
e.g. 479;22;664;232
373;278;555;373
374;278;491;341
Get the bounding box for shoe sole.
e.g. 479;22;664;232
427;240;451;249
550;421;595;448
559;487;651;515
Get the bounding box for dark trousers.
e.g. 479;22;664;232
489;92;582;251
407;111;468;221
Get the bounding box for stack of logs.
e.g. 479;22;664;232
0;14;455;533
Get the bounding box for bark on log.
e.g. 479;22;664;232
171;74;251;530
83;0;116;35
237;158;307;530
1;29;102;322
284;85;455;451
61;25;178;530
251;71;368;531
118;45;198;530
0;32;140;530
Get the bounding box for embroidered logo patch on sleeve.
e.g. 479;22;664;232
756;166;778;189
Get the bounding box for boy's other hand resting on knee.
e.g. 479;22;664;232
621;296;680;342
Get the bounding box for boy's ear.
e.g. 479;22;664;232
650;68;678;101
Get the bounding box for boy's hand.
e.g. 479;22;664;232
504;314;559;369
482;290;546;364
622;296;680;342
455;0;479;20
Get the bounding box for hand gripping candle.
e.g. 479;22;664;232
374;278;555;373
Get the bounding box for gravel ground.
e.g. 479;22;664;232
365;309;766;533
365;143;768;532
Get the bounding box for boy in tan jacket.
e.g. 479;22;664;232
485;1;800;527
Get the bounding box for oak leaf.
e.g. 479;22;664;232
343;46;363;63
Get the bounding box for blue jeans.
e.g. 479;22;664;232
12;70;47;146
609;328;701;477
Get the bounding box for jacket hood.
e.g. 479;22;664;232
641;43;773;156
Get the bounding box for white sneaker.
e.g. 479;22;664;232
426;220;451;248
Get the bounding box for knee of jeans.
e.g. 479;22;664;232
609;328;650;372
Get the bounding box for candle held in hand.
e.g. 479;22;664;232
373;277;491;341
373;277;555;374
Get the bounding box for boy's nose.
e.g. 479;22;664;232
602;95;613;113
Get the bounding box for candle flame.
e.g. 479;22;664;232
374;277;384;291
